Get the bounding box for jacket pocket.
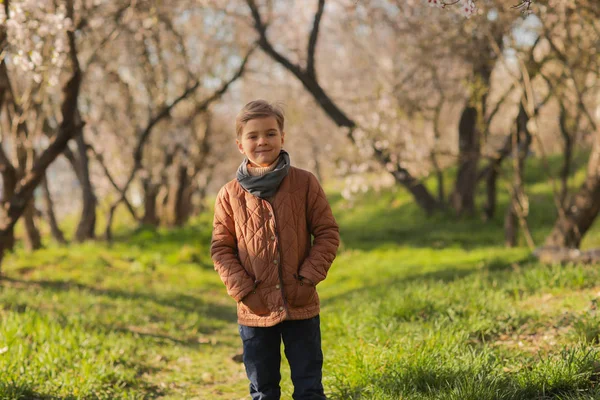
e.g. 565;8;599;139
289;275;317;308
240;288;270;316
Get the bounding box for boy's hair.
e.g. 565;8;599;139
236;100;284;137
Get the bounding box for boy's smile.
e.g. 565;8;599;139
237;116;285;167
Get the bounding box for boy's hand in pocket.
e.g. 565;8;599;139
241;291;269;315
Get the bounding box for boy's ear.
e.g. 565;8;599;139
235;139;245;154
281;131;285;146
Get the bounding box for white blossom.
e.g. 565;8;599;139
4;0;73;86
427;0;444;8
30;50;43;66
459;0;477;18
424;0;479;18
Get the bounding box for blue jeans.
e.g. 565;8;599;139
238;315;326;400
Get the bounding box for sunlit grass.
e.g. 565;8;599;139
2;154;600;399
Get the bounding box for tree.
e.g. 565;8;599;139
0;0;83;269
240;0;442;214
535;1;600;250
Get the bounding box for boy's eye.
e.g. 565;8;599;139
268;133;276;136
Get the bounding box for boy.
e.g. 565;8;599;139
211;100;340;399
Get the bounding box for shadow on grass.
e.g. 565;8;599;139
111;222;212;251
0;379;164;400
322;255;534;309
0;392;76;400
2;277;238;335
95;222;217;270
0;382;78;400
110;326;201;347
334;191;560;252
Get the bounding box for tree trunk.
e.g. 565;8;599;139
156;146;178;226
41;174;66;244
504;202;518;247
156;185;169;225
544;130;600;248
104;200;119;242
165;163;188;227
180;183;194;225
481;134;512;220
0;0;81;270
484;167;498;221
559;103;573;208
451;63;493;216
451;106;480;216
64;133;97;241
0;148;17;253
504;103;534;249
144;182;161;227
62;146;83;182
22;199;42;251
73;133;97;241
141;178;160;226
430;151;445;205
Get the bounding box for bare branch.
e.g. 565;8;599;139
246;0;305;78
542;24;598;132
88;144;138;220
307;0;325;79
104;45;255;240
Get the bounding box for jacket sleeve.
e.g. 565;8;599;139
211;187;255;302
298;173;340;286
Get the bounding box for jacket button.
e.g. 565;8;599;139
270;235;275;240
274;260;278;265
276;284;280;289
279;306;284;311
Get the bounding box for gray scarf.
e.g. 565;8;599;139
236;150;290;198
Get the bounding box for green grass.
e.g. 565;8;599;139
2;154;600;399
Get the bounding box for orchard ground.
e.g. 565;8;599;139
2;154;600;399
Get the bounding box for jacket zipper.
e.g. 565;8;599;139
264;198;287;312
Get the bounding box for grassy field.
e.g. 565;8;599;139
2;154;600;399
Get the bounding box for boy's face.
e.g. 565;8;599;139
237;116;285;167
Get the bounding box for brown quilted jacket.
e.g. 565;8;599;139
211;166;340;327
